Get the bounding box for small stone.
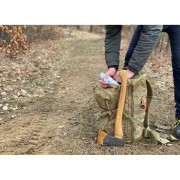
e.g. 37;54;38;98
1;92;7;96
1;77;6;82
17;92;21;97
58;125;65;128
21;89;27;95
2;106;8;111
13;95;18;99
17;89;27;97
21;80;26;84
27;94;32;98
4;86;13;91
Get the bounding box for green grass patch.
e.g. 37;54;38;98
7;98;25;107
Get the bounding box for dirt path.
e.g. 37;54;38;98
0;27;180;155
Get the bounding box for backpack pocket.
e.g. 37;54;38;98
93;84;120;111
132;91;147;140
123;76;147;143
95;109;117;136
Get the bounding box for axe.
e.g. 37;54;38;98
97;70;127;147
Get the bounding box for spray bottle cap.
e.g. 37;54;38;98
100;72;105;79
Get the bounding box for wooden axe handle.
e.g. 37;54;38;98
114;70;127;139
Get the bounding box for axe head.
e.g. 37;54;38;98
97;131;124;147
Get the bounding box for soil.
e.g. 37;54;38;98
0;26;180;155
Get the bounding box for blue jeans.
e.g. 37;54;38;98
125;25;180;119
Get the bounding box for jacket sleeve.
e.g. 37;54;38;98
128;25;163;74
124;25;143;68
105;25;122;69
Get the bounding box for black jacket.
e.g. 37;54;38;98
105;25;169;73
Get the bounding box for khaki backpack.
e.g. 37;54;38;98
94;73;178;144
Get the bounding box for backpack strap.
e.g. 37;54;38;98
144;127;178;144
144;79;153;128
143;79;178;144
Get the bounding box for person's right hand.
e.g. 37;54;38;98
101;67;116;88
113;69;135;83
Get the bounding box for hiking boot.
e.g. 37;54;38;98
174;118;180;139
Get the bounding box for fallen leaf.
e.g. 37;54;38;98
167;143;173;147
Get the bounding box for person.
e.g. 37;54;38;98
101;25;180;139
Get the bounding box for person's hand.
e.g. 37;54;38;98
113;69;135;83
101;67;116;88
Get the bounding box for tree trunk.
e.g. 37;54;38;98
89;25;93;33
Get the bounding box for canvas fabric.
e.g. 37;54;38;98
94;74;178;144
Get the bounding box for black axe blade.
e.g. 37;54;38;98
103;134;125;147
97;131;125;147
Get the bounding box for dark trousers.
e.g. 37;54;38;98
125;25;180;119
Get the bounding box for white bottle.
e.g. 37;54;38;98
100;72;120;86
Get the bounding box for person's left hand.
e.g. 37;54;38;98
101;67;116;88
113;69;135;83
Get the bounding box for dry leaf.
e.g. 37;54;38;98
167;143;173;147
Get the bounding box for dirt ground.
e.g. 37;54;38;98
0;26;180;155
